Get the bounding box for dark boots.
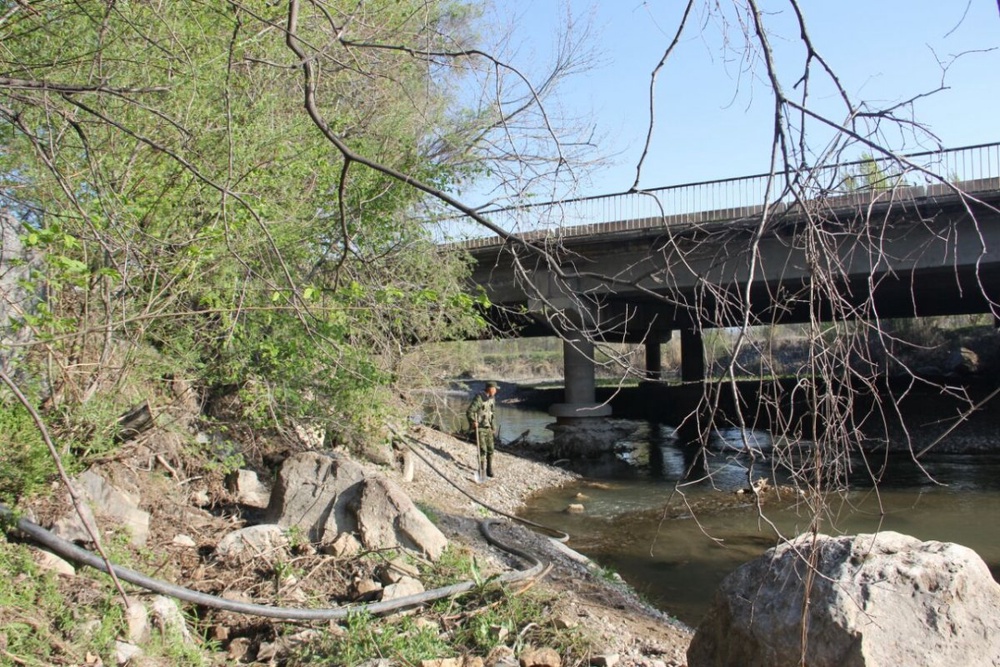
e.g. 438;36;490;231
486;453;494;478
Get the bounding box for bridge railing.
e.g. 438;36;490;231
453;142;1000;249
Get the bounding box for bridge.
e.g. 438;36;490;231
456;142;1000;421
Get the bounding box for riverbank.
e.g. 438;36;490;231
2;418;694;666
397;424;695;665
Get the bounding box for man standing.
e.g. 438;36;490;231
466;381;498;477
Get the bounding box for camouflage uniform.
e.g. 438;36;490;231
466;388;497;476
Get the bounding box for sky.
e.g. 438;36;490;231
476;1;1000;200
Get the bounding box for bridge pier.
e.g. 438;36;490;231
681;325;705;382
645;339;662;381
549;335;612;420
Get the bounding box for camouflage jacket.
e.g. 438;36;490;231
466;392;496;431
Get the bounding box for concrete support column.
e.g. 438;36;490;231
680;325;705;382
645;339;662;381
549;336;612;419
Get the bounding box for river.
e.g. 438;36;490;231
425;394;1000;628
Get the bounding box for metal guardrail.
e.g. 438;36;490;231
451;142;1000;249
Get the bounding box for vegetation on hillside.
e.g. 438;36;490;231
0;0;499;460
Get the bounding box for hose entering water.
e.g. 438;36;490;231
0;430;571;620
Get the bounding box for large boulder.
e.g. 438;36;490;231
264;451;365;542
688;531;1000;667
351;477;448;560
265;451;447;560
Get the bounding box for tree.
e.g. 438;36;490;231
0;0;507;449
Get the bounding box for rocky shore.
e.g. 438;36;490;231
396;424;695;666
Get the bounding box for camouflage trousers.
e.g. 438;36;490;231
475;428;495;455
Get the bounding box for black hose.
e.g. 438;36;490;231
0;503;541;621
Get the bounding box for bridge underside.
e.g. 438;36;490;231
466;191;1000;417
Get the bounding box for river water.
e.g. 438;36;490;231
426;394;1000;628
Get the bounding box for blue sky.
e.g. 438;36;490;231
484;1;1000;198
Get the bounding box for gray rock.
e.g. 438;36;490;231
381;575;425;601
265;451;365;542
34;548;76;576
53;470;150;546
352;476;448;560
115;640;143;665
226;469;270;508
124;603;149;644
946;346;980;375
322;531;362;557
172;534;196;548
149;595;193;644
216;525;289;562
379;557;420;584
548;420;637;458
688;531;1000;667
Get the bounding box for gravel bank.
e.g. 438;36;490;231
395;425;694;667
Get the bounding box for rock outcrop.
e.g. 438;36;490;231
688;531;1000;667
265;451;366;542
265;450;447;560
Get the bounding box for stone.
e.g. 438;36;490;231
401;450;415;482
34;548;76;576
590;654;619;667
227;637;251;662
352;476;448;560
149;596;193;644
115;641;142;665
946;346;979;375
124;602;149;644
323;531;362;558
226;469;270;508
265;451;366;542
688;531;1000;667
379;557;421;584
52;470;150;547
381;575;425;601
50;500;99;545
464;658;485;667
421;659;462;667
216;524;289;562
518;647;561;667
548;420;637;458
552;614;577;630
172;534;196;548
77;470;150;546
353;578;383;601
564;503;585;513
547;538;593;566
